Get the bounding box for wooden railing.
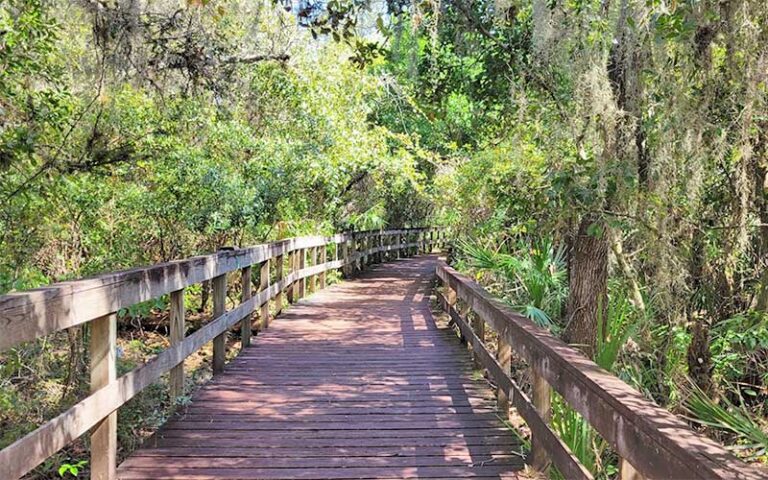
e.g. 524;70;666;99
0;227;445;480
435;261;765;480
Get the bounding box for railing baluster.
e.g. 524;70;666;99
240;267;252;346
260;260;270;329
90;314;117;480
170;289;185;399
212;274;227;375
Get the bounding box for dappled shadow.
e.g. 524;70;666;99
118;255;523;479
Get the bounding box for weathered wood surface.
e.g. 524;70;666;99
118;255;523;479
436;262;765;480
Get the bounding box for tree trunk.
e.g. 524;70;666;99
754;122;768;312
686;228;714;393
564;215;609;358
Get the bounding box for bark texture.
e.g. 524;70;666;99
565;215;609;358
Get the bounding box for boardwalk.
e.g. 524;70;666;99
118;255;524;479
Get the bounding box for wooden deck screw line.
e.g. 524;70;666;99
90;313;117;480
259;259;270;329
212;274;227;375
169;289;185;399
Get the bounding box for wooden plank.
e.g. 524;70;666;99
240;267;252;346
169;289;185;400
437;263;763;480
91;314;117;480
212;274;227;375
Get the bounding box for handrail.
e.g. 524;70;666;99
435;260;764;480
0;227;445;480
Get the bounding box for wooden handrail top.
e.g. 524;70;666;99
436;261;765;480
0;227;441;352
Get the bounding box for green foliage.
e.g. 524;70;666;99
459;237;566;331
684;382;768;460
58;460;87;478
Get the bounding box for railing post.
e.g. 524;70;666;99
471;314;485;369
275;254;284;315
259;259;270;329
169;289;185;400
309;246;318;294
530;369;552;474
298;248;306;298
342;239;350;278
287;249;296;303
319;244;327;289
91;313;117;480
361;235;368;271
240;267;252;346
620;459;645;480
212;274;227;375
497;334;511;419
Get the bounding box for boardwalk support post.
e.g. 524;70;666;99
91;313;117;480
212;274;227;375
241;267;252;346
169;289;185;400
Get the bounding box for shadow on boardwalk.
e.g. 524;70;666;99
118;255;524;479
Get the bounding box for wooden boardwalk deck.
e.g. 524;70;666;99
118;255;524;479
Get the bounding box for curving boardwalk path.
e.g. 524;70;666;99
118;255;523;479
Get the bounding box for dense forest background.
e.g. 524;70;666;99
1;0;767;477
